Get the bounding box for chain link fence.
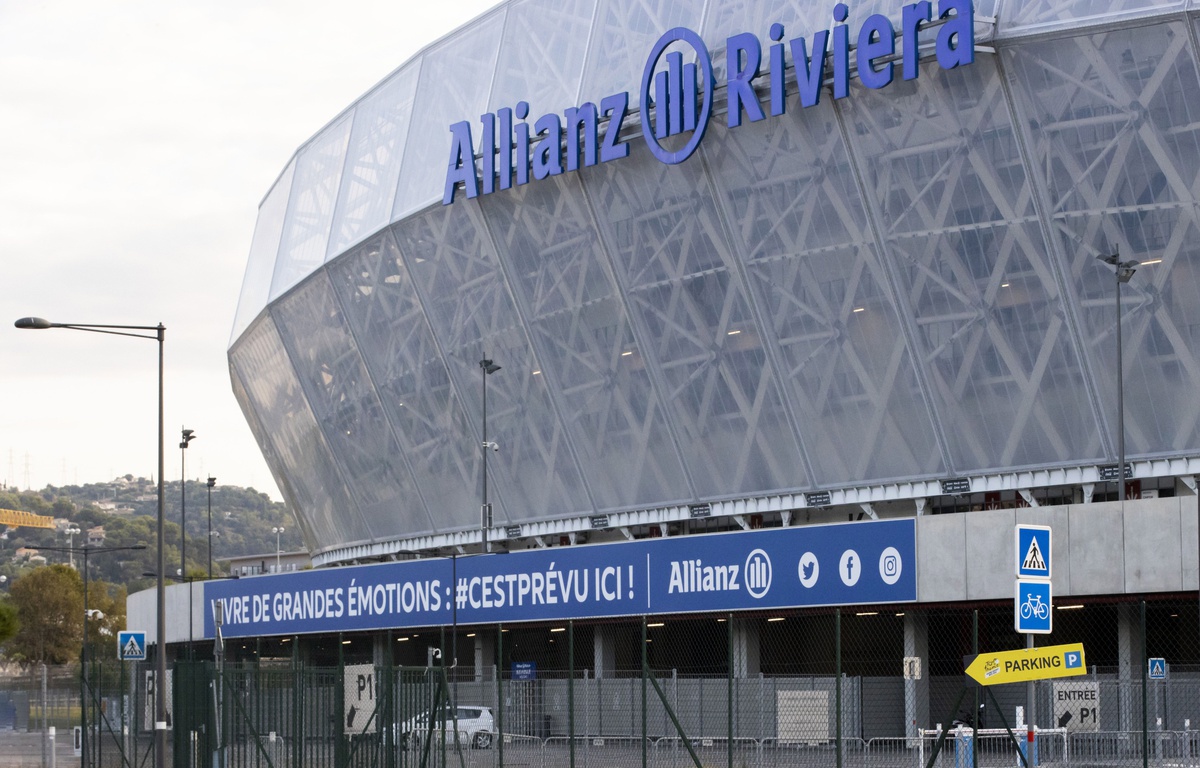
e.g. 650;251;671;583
1;594;1197;768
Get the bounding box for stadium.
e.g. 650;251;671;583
126;0;1200;764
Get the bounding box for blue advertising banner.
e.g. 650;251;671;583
204;518;915;639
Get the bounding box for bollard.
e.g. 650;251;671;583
48;726;56;768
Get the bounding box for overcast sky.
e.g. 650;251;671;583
0;1;500;500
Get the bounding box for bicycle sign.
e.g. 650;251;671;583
1015;579;1053;634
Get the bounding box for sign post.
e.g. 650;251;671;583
1015;524;1053;766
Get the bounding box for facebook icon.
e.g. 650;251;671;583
839;550;860;587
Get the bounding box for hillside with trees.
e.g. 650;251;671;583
0;477;302;592
0;478;302;665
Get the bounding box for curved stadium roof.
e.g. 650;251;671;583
229;0;1200;564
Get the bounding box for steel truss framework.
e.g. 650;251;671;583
229;0;1200;561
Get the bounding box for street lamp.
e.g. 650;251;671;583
1097;252;1140;502
206;477;217;579
179;429;195;576
14;316;169;768
479;359;501;553
64;526;81;569
272;527;285;573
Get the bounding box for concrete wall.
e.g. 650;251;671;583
915;496;1199;602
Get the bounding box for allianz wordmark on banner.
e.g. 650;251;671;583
204;519;914;638
444;0;974;204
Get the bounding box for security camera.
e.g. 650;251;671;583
484;441;499;452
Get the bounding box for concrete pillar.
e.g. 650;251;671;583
1118;603;1142;731
732;618;760;678
474;633;495;681
903;612;929;743
373;634;388;667
593;625;617;679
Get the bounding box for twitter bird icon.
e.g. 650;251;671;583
798;552;819;588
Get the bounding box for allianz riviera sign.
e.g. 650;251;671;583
444;0;975;204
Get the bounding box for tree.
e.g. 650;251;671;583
84;581;127;662
0;599;17;646
4;565;83;665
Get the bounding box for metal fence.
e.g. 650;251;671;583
1;595;1198;768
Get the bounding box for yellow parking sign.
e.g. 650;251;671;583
964;643;1086;686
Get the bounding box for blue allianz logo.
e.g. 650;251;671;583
640;28;713;165
744;549;772;598
444;1;974;205
444;1;975;205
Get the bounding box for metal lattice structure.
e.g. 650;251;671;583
229;0;1200;564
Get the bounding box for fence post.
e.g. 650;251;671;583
568;620;575;768
41;663;48;768
727;613;733;768
641;616;648;768
973;609;979;768
497;623;504;768
835;608;842;768
336;632;345;768
1142;599;1148;768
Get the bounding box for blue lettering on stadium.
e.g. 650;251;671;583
444;0;974;204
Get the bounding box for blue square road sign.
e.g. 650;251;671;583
118;631;147;661
1016;525;1051;579
1014;579;1053;634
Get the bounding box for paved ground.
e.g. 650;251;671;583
0;730;79;768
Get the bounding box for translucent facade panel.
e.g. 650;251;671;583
272;268;426;540
850;55;1100;473
228;315;367;551
393;9;507;219
488;0;596;114
228;359;314;547
703;109;943;486
1006;22;1200;460
590;140;806;497
327;231;476;533
998;0;1183;36
270;115;353;302
481;172;691;511
231;161;295;344
328;63;421;256
578;0;702;109
393;202;591;523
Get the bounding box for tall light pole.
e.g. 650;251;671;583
206;477;217;579
273;527;285;573
15;317;169;768
179;429;195;576
479;359;501;553
1097;252;1139;501
65;526;81;569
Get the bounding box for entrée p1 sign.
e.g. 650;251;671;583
444;0;976;205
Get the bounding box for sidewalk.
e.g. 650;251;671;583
0;730;79;768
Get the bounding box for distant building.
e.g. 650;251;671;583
222;550;310;578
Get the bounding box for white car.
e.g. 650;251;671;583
398;706;495;749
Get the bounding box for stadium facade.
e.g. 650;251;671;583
224;0;1200;565
127;0;1200;747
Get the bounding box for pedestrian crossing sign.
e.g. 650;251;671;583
118;631;147;661
1148;657;1167;680
1016;525;1052;579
